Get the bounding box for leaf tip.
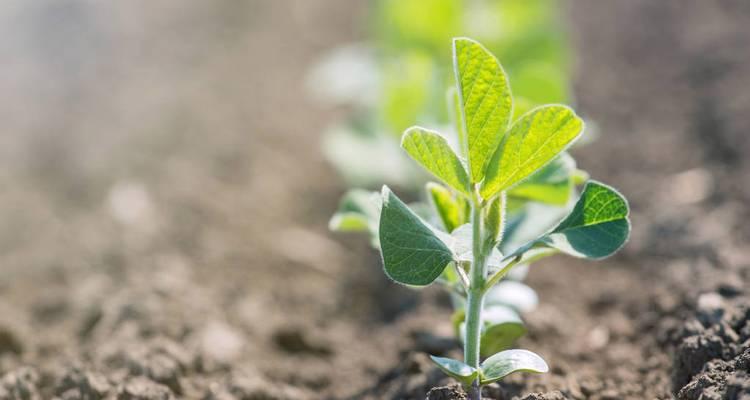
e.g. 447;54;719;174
380;185;392;201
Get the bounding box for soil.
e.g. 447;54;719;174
0;1;748;400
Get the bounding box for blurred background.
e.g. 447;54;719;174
0;1;748;399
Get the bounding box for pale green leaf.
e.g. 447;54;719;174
480;349;549;384
481;105;583;199
450;224;502;268
536;180;630;259
453;37;512;182
429;355;478;385
485;281;538;313
379;186;455;286
509;153;576;205
402;127;471;195
480;305;526;356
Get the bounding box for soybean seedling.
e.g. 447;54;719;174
374;38;631;399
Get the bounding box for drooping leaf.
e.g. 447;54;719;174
402;127;471;195
429;355;478;385
509;153;576;205
453;38;512;182
379;186;455;286
481;105;583;199
480;349;549;384
427;183;462;233
535;180;630;259
480;305;527;356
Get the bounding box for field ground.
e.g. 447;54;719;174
0;1;748;399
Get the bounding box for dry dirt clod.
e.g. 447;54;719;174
54;367;111;400
118;377;174;400
0;367;42;400
520;391;569;400
271;328;332;358
425;384;466;400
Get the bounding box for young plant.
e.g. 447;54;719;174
373;38;630;399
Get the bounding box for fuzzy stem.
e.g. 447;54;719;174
464;193;488;400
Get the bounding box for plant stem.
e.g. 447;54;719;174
464;194;488;400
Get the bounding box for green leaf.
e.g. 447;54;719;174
485;281;538;313
480;349;548;384
427;183;461;233
453;38;513;182
450;224;502;268
447;87;468;158
322;124;420;187
536;180;630;259
379;186;455;286
429;355;478;386
484;193;506;245
402;127;471;195
509;153;576;206
329;190;383;247
381;52;435;135
480;306;527;357
481;105;583;199
329;212;369;232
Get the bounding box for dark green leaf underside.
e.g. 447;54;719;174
379;186;454;286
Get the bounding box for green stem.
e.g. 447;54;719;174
464;194;488;400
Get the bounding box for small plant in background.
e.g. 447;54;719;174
334;38;631;399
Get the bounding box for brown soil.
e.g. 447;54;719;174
0;1;748;400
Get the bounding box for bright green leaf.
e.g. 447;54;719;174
381;52;435;135
402;127;471;195
480;349;548;384
379;186;455;286
509;153;575;205
481;105;583;199
329;212;369;232
453;37;512;182
427;183;462;233
446;87;468;158
484;192;506;245
429;355;478;385
536;180;630;259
